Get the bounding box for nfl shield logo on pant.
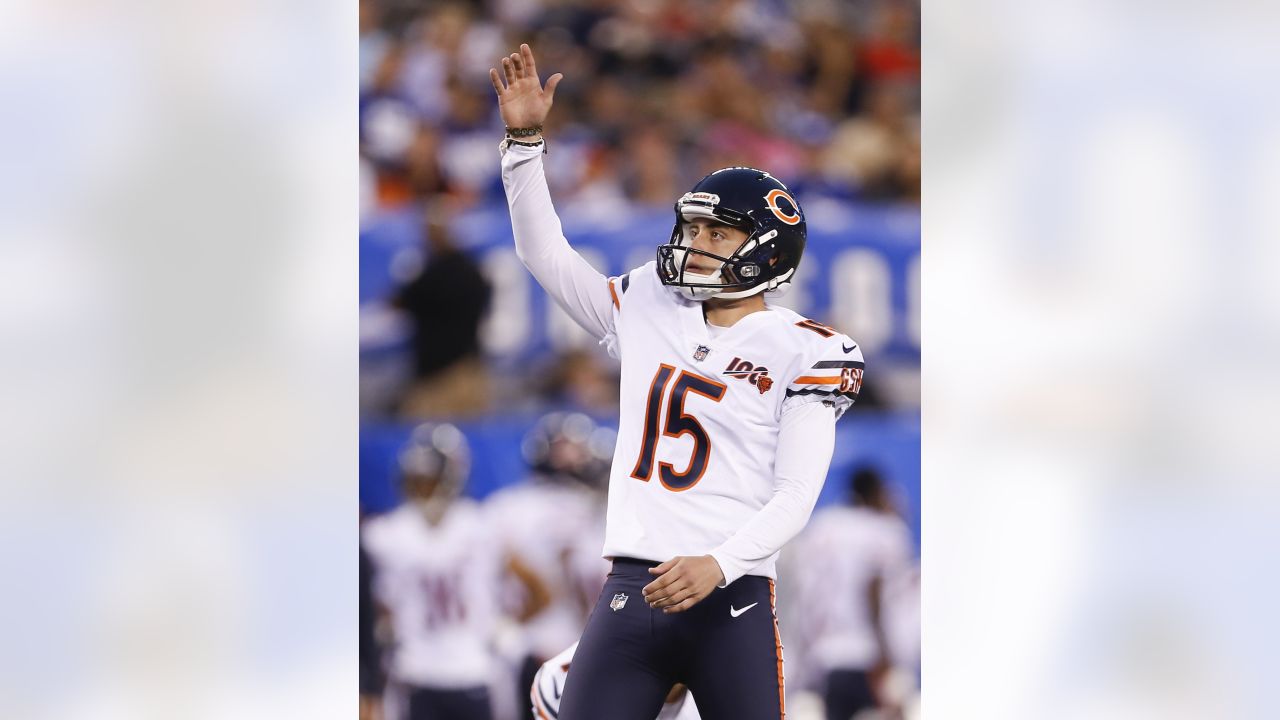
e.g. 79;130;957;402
610;593;629;611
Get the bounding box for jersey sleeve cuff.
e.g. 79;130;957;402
708;550;747;588
499;137;547;159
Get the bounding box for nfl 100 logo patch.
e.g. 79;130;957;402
610;593;629;611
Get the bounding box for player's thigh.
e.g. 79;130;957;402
558;574;672;720
405;686;436;720
441;686;493;720
681;578;785;720
823;669;876;720
407;685;491;720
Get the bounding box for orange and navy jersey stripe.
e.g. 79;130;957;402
769;578;786;719
786;359;864;400
530;665;556;719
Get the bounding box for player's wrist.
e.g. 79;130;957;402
501;132;546;155
505;123;543;140
703;554;726;586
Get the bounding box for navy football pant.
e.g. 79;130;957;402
558;558;786;720
406;684;492;720
823;669;876;720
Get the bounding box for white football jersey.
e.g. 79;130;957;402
362;500;501;688
600;262;864;579
566;512;610;612
531;642;701;720
500;144;860;585
792;505;913;671
485;479;602;658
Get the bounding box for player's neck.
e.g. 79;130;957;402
703;294;767;328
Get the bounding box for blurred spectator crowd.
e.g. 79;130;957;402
360;0;920;422
360;0;920;221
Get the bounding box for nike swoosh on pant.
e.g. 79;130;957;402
730;602;758;618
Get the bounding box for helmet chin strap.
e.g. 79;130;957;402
668;229;798;302
672;266;797;302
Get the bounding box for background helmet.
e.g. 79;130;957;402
398;422;471;503
521;412;616;490
657;167;806;301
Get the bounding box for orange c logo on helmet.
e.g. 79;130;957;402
764;189;801;225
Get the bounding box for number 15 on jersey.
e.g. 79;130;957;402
629;364;727;492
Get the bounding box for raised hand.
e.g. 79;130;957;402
489;43;563;137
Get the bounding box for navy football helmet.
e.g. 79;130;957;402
522;412;615;490
398;422;471;504
657;167;806;301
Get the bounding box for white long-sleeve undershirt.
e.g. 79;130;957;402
500;142;616;342
710;400;837;586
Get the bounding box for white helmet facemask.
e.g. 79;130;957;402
667;213;792;302
669;218;729;301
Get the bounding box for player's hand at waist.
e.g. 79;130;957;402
642;555;725;614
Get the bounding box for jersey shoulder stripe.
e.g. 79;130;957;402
778;316;864;417
607;277;621;309
811;359;865;370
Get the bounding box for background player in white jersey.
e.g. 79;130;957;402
490;44;865;720
792;466;914;720
362;424;503;720
485;412;614;715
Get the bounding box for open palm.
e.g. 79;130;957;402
489;43;563;130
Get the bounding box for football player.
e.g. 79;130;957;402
362;424;501;720
485;412;614;716
792;466;914;720
490;45;863;720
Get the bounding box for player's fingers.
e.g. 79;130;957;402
510;52;523;78
662;587;695;608
502;56;516;84
652;589;685;609
663;597;698;614
645;585;669;606
648;558;676;576
663;580;695;605
645;575;686;602
521;43;537;77
544;72;564;102
489;68;505;95
642;576;674;599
